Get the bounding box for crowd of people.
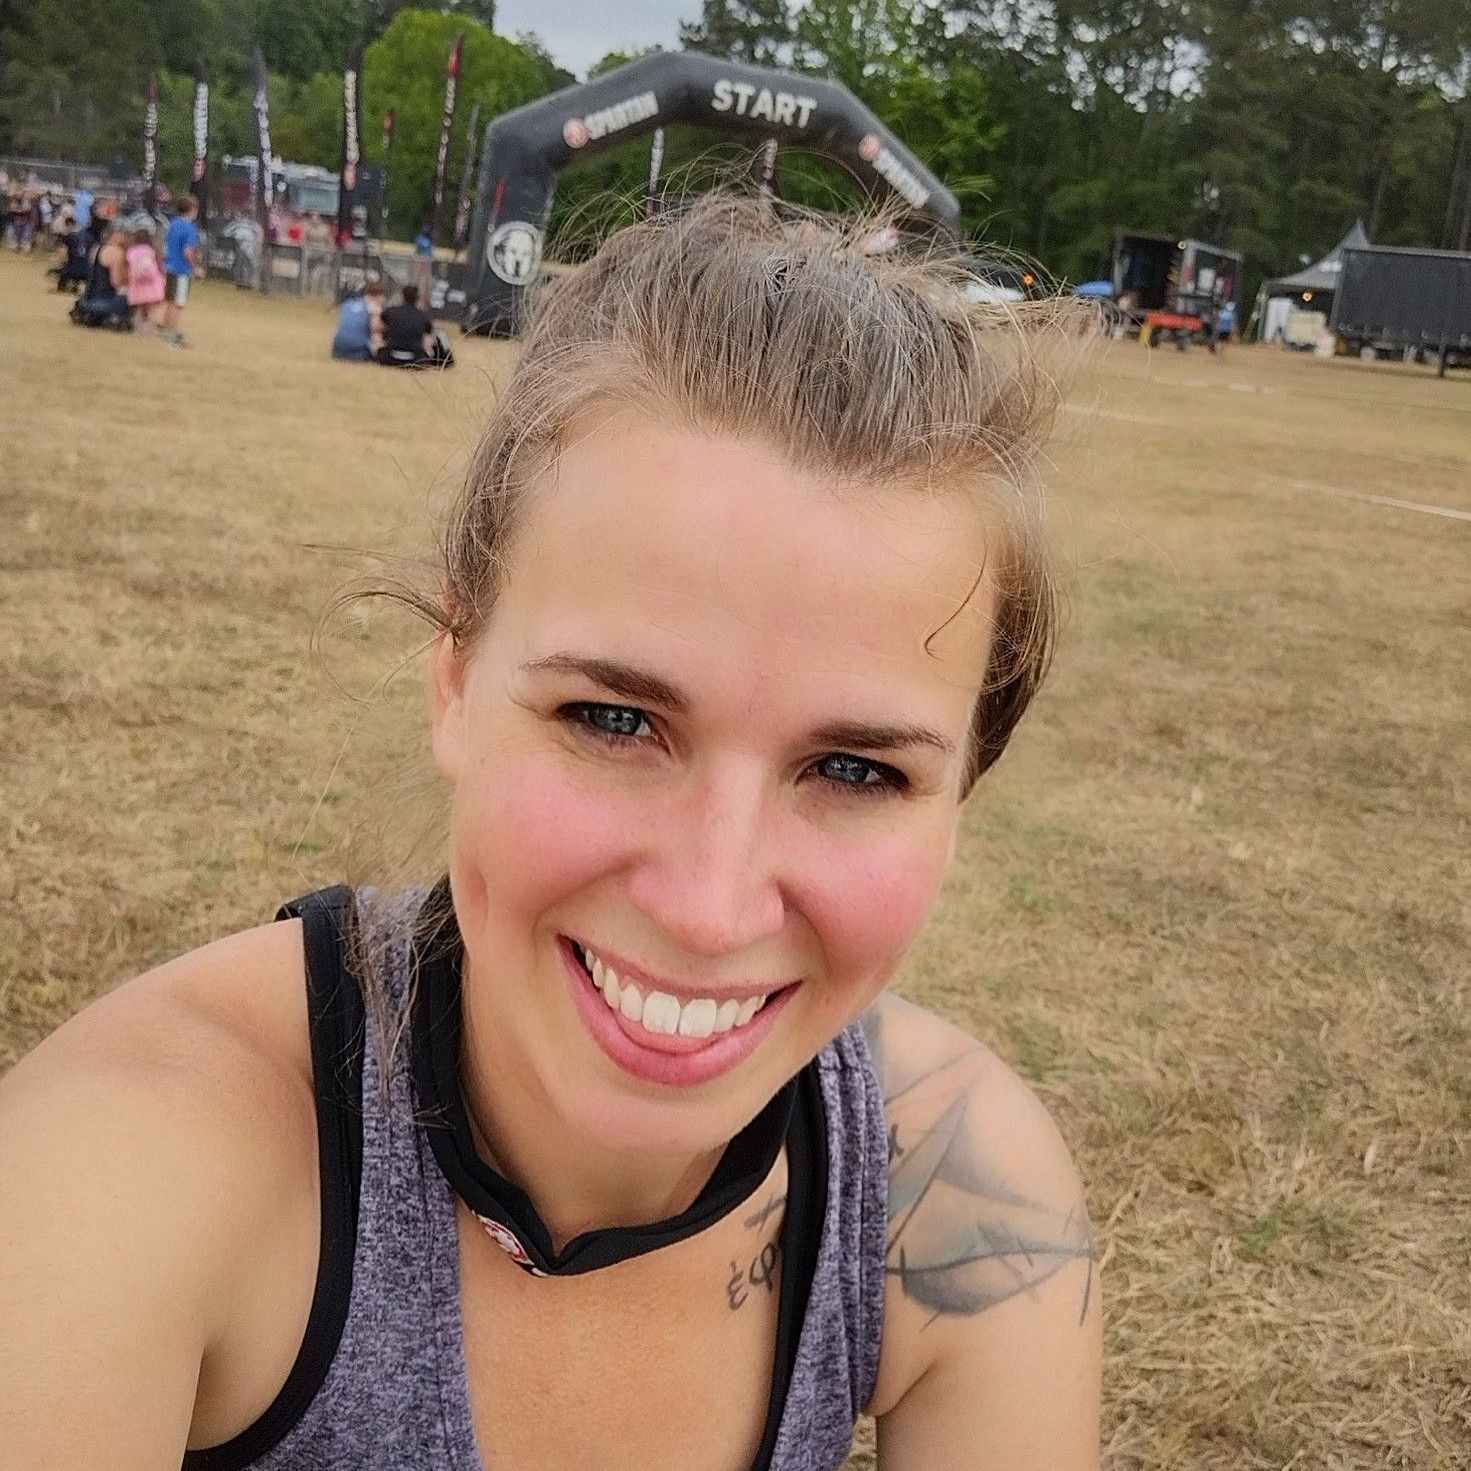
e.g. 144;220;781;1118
58;195;203;346
9;166;450;367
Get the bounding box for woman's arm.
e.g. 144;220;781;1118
0;934;315;1468
862;996;1102;1470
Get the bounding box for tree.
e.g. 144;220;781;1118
679;0;794;65
363;8;557;237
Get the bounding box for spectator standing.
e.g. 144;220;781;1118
162;196;203;345
124;228;166;335
72;186;94;232
413;222;433;299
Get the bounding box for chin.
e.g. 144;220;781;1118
556;1076;759;1159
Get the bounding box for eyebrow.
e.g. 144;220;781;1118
523;653;956;758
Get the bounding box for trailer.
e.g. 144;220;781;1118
1112;231;1244;349
1330;246;1471;376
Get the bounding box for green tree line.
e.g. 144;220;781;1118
3;0;1469;287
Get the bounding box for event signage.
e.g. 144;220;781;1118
460;51;958;336
190;56;209;224
486;221;542;284
336;40;364;243
710;78;816;129
429;31;464;245
453;100;482;252
141;74;158;213
562;91;659;149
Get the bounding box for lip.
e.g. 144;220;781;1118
560;938;797;1088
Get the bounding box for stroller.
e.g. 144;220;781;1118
70;249;131;330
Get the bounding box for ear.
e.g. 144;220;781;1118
427;629;469;784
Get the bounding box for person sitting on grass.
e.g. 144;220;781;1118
162;195;204;346
376;281;453;369
69;225;131;328
331;278;387;361
0;194;1099;1471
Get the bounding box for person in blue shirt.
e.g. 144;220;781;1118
331;278;386;361
162;196;203;344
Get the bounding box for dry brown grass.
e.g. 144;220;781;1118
2;252;1468;1467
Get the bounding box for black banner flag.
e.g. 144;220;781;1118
429;31;464;246
452;100;481;253
251;47;274;230
380;108;395;242
141;74;159;214
190;56;209;225
336;39;364;244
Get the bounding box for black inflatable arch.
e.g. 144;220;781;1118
463;49;961;335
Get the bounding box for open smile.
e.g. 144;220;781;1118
560;937;799;1087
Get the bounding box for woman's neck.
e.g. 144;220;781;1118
457;966;724;1250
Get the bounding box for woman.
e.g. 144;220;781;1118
0;197;1099;1469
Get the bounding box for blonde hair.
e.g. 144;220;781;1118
399;192;1079;791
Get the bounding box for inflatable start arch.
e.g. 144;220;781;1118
463;49;961;335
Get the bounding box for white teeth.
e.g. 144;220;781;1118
641;991;682;1036
678;998;718;1039
578;943;776;1040
734;996;763;1027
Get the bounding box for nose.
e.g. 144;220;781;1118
626;760;787;959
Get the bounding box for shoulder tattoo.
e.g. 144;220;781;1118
861;1003;1097;1326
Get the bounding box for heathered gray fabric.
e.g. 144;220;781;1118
237;889;888;1471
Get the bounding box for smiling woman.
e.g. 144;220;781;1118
0;194;1097;1471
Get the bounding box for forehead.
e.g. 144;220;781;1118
492;406;993;713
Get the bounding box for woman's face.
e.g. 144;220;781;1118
430;404;994;1156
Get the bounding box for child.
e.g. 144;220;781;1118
124;228;165;335
161;195;203;345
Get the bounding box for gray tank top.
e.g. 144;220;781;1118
183;886;888;1471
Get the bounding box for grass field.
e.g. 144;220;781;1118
2;250;1468;1468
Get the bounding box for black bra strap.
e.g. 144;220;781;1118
183;886;367;1470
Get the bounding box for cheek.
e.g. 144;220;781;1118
796;821;953;1007
450;752;633;938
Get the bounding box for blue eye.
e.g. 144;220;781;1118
814;754;904;793
566;703;653;741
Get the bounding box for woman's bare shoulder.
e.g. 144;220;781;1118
4;916;315;1132
0;919;321;1460
858;993;1098;1417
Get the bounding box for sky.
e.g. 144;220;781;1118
492;0;702;79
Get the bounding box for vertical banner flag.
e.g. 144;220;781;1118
251;47;273;290
452;100;481;254
251;47;274;228
646;127;666;216
336;39;364;244
141;74;159;214
190;56;210;226
429;31;464;245
380;109;395;242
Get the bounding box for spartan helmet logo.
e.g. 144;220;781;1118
487;220;542;285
